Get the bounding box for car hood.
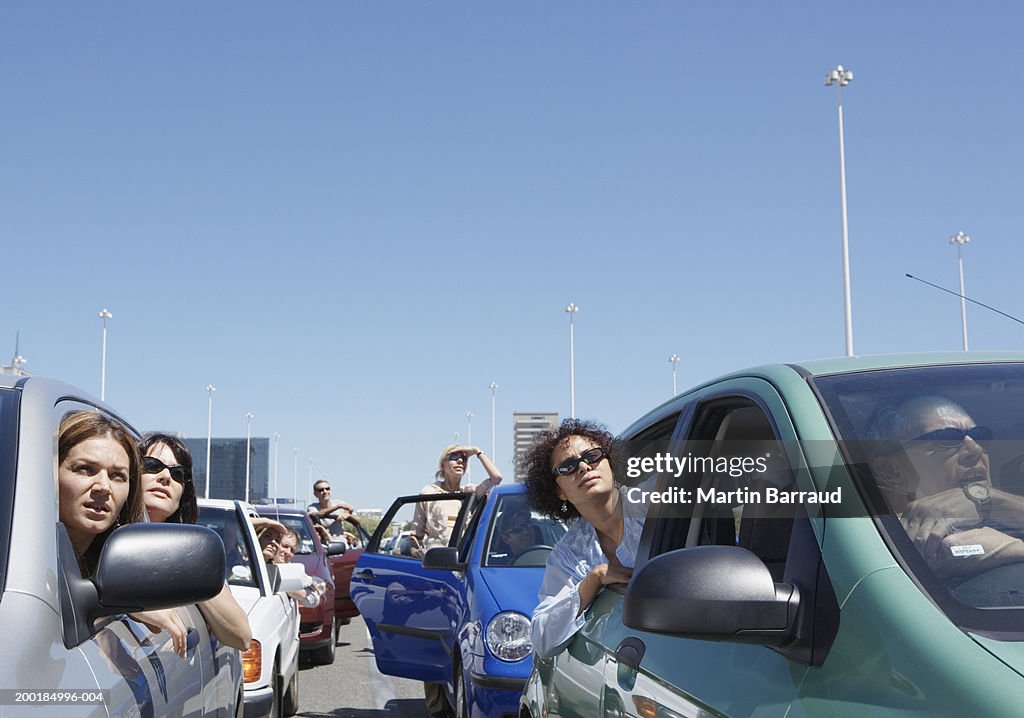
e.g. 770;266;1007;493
970;634;1024;679
228;585;262;616
477;566;546;614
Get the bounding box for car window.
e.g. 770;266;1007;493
0;388;18;597
197;506;258;588
814;363;1024;628
366;493;473;558
483;494;568;567
268;513;317;554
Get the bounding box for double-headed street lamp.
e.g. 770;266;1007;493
466;411;473;480
292;447;299;504
244;412;254;503
949;231;972;351
273;432;281;503
205;385;216;499
489;382;498;462
565;303;579;418
98;309;113;400
825;65;855;357
669;354;680;396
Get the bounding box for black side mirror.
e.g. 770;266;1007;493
623;545;799;645
327;541;347;557
422;546;467;572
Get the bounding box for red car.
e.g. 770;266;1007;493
256;506;343;665
325;519;372;625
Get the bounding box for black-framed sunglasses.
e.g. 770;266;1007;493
503;521;532;535
142;455;189;484
447;452;467;463
911;426;994;449
551;447;607;478
315;486;331;492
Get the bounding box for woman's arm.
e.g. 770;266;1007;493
197;583;253;650
470;449;502;499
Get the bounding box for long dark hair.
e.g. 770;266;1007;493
140;433;197;524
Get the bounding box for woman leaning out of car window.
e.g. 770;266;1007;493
137;433;252;653
521;419;649;658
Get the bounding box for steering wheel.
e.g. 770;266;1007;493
950;561;1024;607
511;545;554;567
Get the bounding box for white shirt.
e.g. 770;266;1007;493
531;483;649;658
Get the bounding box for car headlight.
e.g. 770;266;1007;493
485;611;532;662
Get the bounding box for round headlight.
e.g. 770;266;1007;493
485;611;532;662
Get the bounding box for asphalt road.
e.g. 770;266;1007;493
294;617;434;718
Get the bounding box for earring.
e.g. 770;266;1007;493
560;500;568;514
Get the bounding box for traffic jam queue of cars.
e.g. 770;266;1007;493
353;353;1024;718
0;374;357;718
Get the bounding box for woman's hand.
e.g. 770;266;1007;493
130;609;188;658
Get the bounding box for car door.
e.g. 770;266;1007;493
352;492;474;682
589;380;837;717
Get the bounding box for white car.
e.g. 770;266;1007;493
0;375;243;718
198;500;303;718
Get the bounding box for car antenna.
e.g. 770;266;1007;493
905;273;1024;326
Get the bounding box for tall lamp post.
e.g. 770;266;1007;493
98;309;113;400
669;354;680;396
565;303;579;418
204;385;216;499
489;382;498;462
244;412;254;503
273;432;281;503
950;231;971;351
825;65;855;357
466;411;473;480
292;447;299;504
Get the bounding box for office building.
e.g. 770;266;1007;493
512;412;559;483
184;437;270;503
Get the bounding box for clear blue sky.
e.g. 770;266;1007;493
4;2;1024;511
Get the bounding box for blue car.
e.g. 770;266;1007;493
352;484;567;718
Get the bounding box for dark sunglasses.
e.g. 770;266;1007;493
911;426;993;449
315;486;331;492
142;455;189;484
447;452;467;463
503;521;532;535
551;447;607;478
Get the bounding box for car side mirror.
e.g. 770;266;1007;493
327;541;347;557
273;562;311;594
623;545;799;645
422;546;467;572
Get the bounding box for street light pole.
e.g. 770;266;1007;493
98;309;112;400
466;411;473;481
565;303;579;418
669;354;680;396
273;432;280;503
292;447;298;505
489;382;498;462
205;385;216;499
950;231;972;351
244;412;254;503
825;65;855;357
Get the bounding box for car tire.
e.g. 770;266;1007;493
310;618;336;665
282;661;299;717
270;660;282;718
455;666;469;718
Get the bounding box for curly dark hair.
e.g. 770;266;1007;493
140;433;197;525
521;418;622;522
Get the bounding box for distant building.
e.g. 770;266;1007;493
513;412;559;483
184;437;270;502
357;508;384;520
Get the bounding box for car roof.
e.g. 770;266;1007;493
255;505;307;516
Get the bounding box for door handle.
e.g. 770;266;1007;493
353;569;375;582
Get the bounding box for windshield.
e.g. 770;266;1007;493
484;494;568;567
814;363;1024;629
197;505;258;589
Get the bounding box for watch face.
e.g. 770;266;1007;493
965;482;991;502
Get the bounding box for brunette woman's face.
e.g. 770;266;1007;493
549;435;614;509
141;442;184;522
59;436;131;552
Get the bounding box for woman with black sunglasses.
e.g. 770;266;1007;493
136;433;252;652
520;419;649;658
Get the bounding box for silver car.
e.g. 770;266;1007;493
0;375;243;717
